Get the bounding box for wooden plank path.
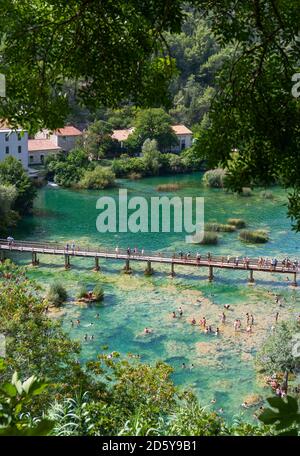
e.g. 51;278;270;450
0;239;298;286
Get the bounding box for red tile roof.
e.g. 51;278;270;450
112;128;134;142
172;125;193;135
54;125;82;136
28;139;62;152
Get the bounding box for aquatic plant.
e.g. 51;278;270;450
227;218;246;229
77;285;88;299
156;183;182;191
93;284;104;301
199;231;219;245
46;282;68;307
205;223;236;232
203;168;226;188
260;190;274;200
239;230;269;243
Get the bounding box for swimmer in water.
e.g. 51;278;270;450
182;363;186;369
84;334;88;341
215;327;220;336
178;307;183;316
172;311;176;318
95;313;100;319
191;318;196;325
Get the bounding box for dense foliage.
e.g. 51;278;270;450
0;0;184;132
193;1;300;229
256;321;300;391
0;184;18;233
77;167;116;190
0;157;37;215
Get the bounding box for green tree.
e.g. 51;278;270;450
46;149;89;187
0;184;18;232
192;0;300;229
256;321;300;391
78;166;115;190
126;109;178;153
0;157;36;214
83;120;117;160
0;0;181;132
141;139;161;175
0;263;87;395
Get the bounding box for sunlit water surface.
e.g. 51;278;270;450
12;173;300;422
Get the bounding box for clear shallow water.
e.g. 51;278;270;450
12;173;300;422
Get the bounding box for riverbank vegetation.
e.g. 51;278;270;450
0;158;37;232
203;169;227;188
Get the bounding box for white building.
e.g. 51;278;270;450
0;121;28;168
112;124;193;153
170;125;193;152
28;139;62;165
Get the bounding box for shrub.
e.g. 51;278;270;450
260;190;274;200
78;166;116;189
200;231;219;245
47;282;68;307
239;230;269;244
203;168;226;188
111;157;146;178
241;187;252;197
93;284;104;301
156;183;182;191
227;218;246;229
205;223;236;232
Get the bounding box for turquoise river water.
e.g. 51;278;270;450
10;173;300;422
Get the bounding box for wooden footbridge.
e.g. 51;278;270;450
0;239;298;286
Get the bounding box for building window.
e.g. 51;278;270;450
18;146;22;154
40;154;45;164
5;133;9;142
5;146;9;154
181;140;186;150
29;155;34;164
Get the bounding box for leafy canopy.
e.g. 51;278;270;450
0;0;183;132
